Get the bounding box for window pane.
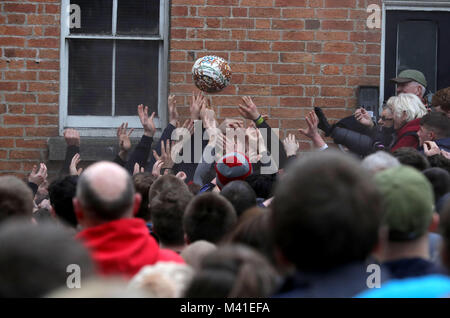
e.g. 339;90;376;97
68;39;113;115
115;40;159;116
397;20;437;92
117;0;160;35
70;0;112;35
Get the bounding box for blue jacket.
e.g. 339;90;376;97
382;257;445;280
435;137;450;152
357;275;450;298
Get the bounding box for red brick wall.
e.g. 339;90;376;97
169;0;382;149
0;0;60;178
0;0;382;177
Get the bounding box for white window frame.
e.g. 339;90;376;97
379;0;450;113
59;0;170;136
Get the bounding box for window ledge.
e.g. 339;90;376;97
48;135;160;162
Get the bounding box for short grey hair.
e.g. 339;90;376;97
361;151;401;174
417;83;426;98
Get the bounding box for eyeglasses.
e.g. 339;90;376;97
380;116;393;121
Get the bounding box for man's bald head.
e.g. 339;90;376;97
76;161;135;222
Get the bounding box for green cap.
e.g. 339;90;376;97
374;166;434;241
390;69;427;88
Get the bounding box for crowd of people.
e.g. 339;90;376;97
0;69;449;298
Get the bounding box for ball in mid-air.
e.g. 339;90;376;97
192;56;232;93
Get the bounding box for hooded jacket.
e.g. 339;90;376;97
76;218;184;277
390;118;421;152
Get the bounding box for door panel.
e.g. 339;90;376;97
384;10;450;100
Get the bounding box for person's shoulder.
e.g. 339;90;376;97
158;248;185;264
405;118;422;131
394;134;419;149
435;137;450;150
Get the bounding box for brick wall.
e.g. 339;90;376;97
169;0;382;149
0;0;382;177
0;0;60;178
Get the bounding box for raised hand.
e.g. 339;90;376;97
190;91;206;120
298;111;320;140
117;122;134;152
69;153;83;176
179;119;194;135
38;198;52;211
63;128;80;147
28;163;48;186
201;107;217;130
283;134;300;157
298;111;326;149
218;118;244;134
133;163;145;176
423;141;441;157
354;108;374;128
239;96;261;121
153;139;175;169
152;159;164;178
137;104;156;137
246;127;262;163
168;94;179;126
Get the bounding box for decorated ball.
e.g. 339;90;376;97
192;56;232;93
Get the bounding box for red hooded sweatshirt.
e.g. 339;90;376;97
390;118;421;152
76;218;184;278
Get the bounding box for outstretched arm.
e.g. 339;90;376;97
28;163;47;196
283;133;300;158
170;91;209;182
239;96;288;169
146;95;179;171
124;104;156;174
60;129;80;176
113;122;134;167
298;111;328;150
354;108;375;128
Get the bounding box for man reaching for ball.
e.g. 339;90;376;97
238;96;288;172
